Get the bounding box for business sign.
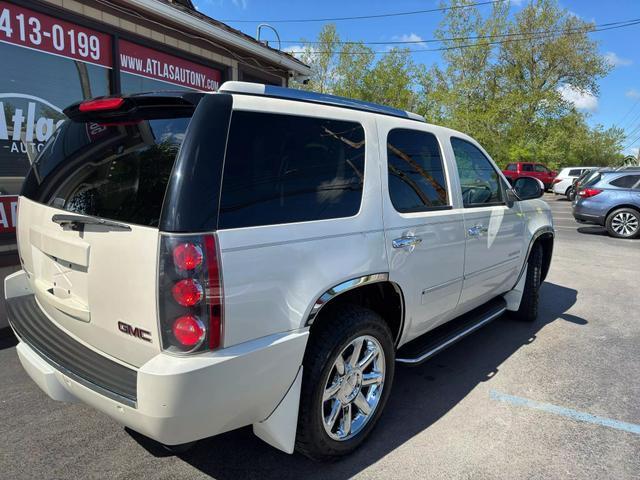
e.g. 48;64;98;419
0;93;64;158
0;195;17;233
0;1;112;67
119;39;221;91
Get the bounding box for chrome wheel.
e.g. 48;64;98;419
611;212;639;236
322;335;385;441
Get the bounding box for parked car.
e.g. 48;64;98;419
4;83;554;461
573;170;640;238
503;162;557;191
569;168;601;201
552;167;598;200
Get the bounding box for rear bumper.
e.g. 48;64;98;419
572;203;605;225
6;270;308;446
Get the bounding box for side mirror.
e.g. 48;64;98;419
512;177;544;200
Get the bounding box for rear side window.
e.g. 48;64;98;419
451;138;503;207
386;129;448;213
506;164;517;171
218;111;365;229
610;175;640;189
521;164;534;172
568;169;582;177
22;116;191;227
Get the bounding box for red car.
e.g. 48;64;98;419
503;162;557;191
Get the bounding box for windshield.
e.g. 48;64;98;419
22;115;191;227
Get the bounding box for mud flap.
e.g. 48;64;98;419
253;365;303;454
504;264;527;311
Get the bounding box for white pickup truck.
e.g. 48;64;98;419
5;82;554;461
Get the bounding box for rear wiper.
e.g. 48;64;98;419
52;214;132;231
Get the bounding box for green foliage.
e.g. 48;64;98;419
289;0;626;168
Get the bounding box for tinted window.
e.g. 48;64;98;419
219;111;365;229
386;129;448;212
534;164;548;173
506;164;517;171
610;175;640;189
22;116;190;227
568;169;582;177
451;138;503;207
583;172;601;187
521;164;534;172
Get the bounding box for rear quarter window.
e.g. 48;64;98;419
609;175;640;189
568;169;582;177
218;111;365;229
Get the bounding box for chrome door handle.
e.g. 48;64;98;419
392;236;423;249
468;224;488;237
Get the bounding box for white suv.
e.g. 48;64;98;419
552;166;597;200
5;82;554;461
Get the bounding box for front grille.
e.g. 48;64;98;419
7;295;137;407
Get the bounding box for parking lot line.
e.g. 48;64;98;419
490;390;640;436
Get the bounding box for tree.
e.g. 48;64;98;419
296;24;340;94
290;0;626;167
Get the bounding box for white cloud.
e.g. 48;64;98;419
558;84;598;112
232;0;247;9
626;89;640;99
511;0;524;6
604;51;632;68
392;33;426;46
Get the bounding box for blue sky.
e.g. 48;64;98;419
195;0;640;155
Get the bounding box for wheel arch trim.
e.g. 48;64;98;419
305;273;389;327
512;225;555;288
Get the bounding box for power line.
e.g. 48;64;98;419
278;17;639;46
616;97;640;129
284;19;640;55
624;131;640;149
220;0;507;23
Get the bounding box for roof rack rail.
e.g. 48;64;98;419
219;81;426;122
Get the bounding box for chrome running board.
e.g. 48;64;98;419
396;298;507;365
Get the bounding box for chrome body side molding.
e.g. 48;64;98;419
306;273;389;326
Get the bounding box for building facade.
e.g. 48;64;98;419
0;0;310;254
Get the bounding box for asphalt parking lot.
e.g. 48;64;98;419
1;193;639;479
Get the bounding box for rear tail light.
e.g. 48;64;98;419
172;315;206;347
552;178;562;184
78;97;124;112
578;188;602;199
159;233;223;353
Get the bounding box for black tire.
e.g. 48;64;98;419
605;208;640;239
511;244;543;322
566;187;575;202
295;305;395;461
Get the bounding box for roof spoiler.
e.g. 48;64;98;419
63;92;206;122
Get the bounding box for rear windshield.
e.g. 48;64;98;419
582;172;601;187
22;115;191;227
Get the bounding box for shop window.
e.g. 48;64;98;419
0;3;112;248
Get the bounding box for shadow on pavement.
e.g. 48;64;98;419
129;282;581;479
577;226;608;236
0;328;17;350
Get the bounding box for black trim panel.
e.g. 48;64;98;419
160;93;233;232
7;295;137;406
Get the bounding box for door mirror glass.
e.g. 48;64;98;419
513;177;544;200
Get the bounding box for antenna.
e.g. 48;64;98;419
256;23;282;51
